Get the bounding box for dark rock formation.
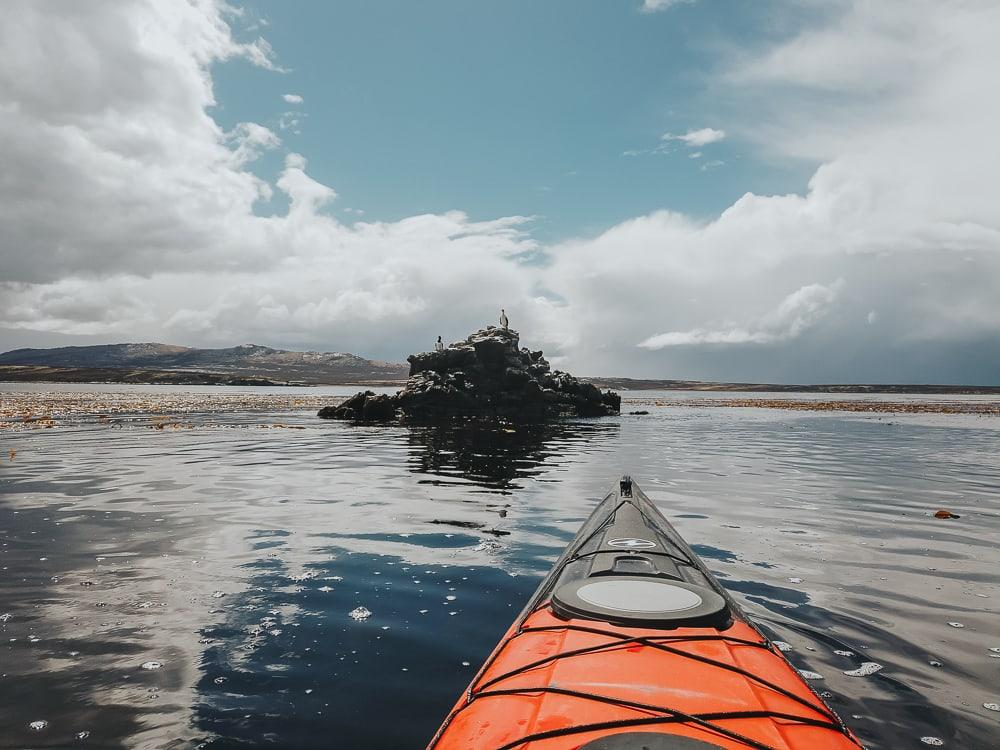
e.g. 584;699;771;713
317;390;397;421
318;327;619;422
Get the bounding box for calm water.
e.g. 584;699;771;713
1;389;998;749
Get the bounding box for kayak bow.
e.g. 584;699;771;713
428;476;861;750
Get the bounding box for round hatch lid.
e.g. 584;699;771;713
579;733;727;749
551;575;729;628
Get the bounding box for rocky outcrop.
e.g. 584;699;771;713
317;390;397;421
318;327;620;422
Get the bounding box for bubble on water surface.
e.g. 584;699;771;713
833;649;854;656
29;720;48;731
920;738;944;746
844;662;883;677
473;539;503;554
214;677;226;685
349;607;372;622
772;641;793;652
77;730;90;740
141;661;162;670
318;586;333;592
984;702;999;712
797;670;823;680
947;622;964;628
929;660;943;667
788;577;803;583
445;595;456;601
0;612;11;622
211;591;225;598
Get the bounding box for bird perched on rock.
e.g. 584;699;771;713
500;308;509;329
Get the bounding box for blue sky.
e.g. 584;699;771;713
213;0;813;241
1;0;998;383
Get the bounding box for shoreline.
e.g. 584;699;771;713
4;368;1000;396
3;389;998;431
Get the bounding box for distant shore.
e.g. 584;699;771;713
3;364;999;395
2;388;998;431
0;365;404;388
586;376;1000;395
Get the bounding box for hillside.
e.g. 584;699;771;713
0;343;408;385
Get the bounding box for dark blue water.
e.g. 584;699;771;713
1;398;998;748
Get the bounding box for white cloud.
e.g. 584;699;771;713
278;111;304;131
663;127;726;147
282;93;303;104
1;0;999;383
639;281;843;349
641;0;695;12
227;122;281;166
688;151;702;159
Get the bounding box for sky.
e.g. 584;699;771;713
1;0;998;383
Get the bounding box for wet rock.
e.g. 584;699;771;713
933;509;960;519
318;391;397;422
319;326;620;422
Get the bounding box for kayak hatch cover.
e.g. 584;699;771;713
427;476;862;750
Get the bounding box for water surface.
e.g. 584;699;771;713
1;389;998;748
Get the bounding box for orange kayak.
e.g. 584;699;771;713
428;477;861;750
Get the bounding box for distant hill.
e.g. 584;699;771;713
0;343;408;385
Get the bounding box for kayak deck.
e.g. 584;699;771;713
429;478;860;750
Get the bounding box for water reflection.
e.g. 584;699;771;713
192;538;537;749
405;419;619;491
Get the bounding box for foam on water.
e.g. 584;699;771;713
348;606;372;622
843;662;884;677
